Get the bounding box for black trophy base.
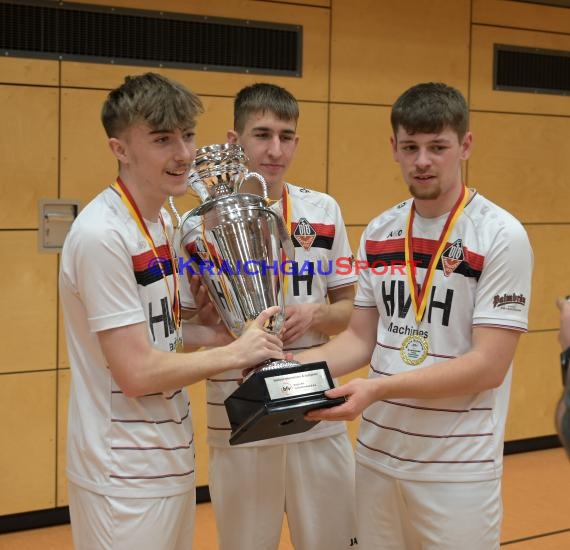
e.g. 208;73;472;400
224;361;346;446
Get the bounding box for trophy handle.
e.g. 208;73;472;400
168;170;210;229
238;171;295;260
187;169;211;203
237;171;268;199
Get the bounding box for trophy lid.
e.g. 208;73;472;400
188;143;248;200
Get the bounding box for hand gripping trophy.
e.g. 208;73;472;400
178;143;345;445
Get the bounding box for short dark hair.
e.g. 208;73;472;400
101;72;203;138
234;83;299;133
391;82;469;140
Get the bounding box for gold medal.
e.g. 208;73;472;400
175;332;184;353
400;334;429;366
405;186;469;323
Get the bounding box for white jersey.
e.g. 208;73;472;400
60;187;195;498
354;191;532;482
180;183;357;447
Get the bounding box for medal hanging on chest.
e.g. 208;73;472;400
111;178;182;352
401;186;469;365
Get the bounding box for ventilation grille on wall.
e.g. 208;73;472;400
494;44;570;96
513;1;570;8
0;0;302;76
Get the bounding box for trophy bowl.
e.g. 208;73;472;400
179;144;345;445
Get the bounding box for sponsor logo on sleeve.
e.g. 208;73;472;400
492;292;527;311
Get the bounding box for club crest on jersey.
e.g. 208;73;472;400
195;237;210;262
294;217;317;250
441;238;464;277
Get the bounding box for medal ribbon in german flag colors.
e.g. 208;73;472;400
404;185;468;323
111;178;181;337
277;184;293;299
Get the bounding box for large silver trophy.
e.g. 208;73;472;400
179;143;344;445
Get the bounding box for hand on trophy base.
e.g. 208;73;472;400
224;360;346;446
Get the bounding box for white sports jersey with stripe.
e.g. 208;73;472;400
60;187;195;497
181;183;358;447
354;191;532;482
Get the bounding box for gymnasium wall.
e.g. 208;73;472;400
0;0;568;517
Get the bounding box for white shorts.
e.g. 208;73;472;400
355;462;502;550
209;433;358;550
67;482;196;550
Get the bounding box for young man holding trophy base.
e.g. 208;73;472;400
59;73;284;550
181;83;359;549
301;82;534;549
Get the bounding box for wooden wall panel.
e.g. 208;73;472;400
272;0;329;5
472;0;570;34
468;112;570;224
187;382;209;487
505;331;561;441
525;225;570;333
0;232;57;374
0;58;58;86
286;101;329;193
329;104;409;226
347;226;366;257
470;25;570;116
0;86;58;229
0;372;56;515
58;310;70;370
57;370;70;507
195;96;234;148
60;88;117;206
330;0;470;105
63;0;329;101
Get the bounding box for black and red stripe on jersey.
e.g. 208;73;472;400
132;244;176;287
291;222;335;250
365;237;484;280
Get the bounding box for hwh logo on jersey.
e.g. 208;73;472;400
294;217;316;250
441;238;464;277
381;280;454;326
290;261;314;297
148;297;176;340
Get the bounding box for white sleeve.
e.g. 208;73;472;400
473;219;533;331
66;225;145;333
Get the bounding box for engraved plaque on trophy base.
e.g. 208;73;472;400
225;361;346;446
